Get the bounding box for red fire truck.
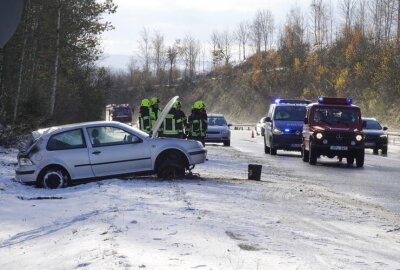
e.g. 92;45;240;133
105;104;133;126
302;97;365;167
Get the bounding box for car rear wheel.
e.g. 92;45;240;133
373;148;379;155
38;167;69;189
270;139;277;155
223;140;231;147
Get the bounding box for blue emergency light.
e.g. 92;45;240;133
317;97;352;105
284;128;290;133
275;99;282;104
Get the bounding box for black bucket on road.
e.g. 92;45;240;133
248;164;262;181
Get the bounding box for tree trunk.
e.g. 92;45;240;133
49;0;61;118
397;0;400;46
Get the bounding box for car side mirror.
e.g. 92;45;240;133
228;123;232;127
304;117;308;124
362;121;367;128
265;117;271;122
383;126;388;131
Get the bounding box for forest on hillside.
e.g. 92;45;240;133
0;0;399;140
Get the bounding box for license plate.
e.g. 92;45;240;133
330;146;348;151
291;144;301;148
365;142;375;147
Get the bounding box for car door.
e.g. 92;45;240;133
46;128;94;180
86;126;152;177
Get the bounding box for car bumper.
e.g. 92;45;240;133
272;134;302;151
188;149;207;164
313;144;364;156
205;134;230;143
15;166;37;184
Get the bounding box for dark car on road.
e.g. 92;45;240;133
362;118;388;155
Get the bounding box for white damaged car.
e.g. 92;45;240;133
15;96;206;188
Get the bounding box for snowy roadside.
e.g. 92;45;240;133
1;145;400;269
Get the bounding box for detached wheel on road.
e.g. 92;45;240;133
38;167;70;189
157;151;186;179
223;140;231;147
264;136;270;154
309;143;317;165
356;150;365;168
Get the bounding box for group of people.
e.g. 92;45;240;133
138;97;208;145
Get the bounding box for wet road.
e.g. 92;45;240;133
230;130;400;214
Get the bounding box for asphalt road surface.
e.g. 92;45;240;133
230;130;400;214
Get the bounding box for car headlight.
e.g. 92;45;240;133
19;157;34;166
315;132;323;140
355;135;363;141
273;128;283;135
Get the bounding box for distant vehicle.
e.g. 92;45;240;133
302;97;365;167
264;99;311;155
15;98;206;188
106;104;133;125
256;117;266;136
205;114;231;146
362;117;388;155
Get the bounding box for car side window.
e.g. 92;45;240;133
47;129;86;151
87;126;141;147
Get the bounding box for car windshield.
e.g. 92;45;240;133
208;117;227;126
313;107;360;125
364;119;382;130
113;107;131;116
273;106;307;121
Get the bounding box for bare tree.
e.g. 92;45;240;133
49;0;62;118
236;21;250;61
259;9;274;51
138;27;151;78
251;10;263;54
210;31;223;67
310;0;329;48
151;31;166;81
339;0;356;34
181;34;200;81
166;39;180;85
219;29;233;66
126;56;137;85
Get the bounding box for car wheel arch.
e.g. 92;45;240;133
154;148;190;171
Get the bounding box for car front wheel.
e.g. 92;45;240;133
157;151;186;179
224;140;231;147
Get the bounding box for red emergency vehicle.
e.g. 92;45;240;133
105;104;133;125
302;97;365;167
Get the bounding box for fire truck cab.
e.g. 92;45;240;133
302;97;365;167
105;104;133;126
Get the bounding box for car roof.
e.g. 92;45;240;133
208;113;225;117
32;121;129;138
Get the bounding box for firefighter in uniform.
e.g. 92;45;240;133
188;101;208;146
150;97;162;128
161;101;186;138
138;99;151;134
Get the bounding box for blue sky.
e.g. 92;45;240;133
99;0;313;69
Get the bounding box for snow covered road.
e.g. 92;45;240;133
1;132;400;269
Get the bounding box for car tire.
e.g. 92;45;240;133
373;148;379;155
264;136;270;154
381;147;387;155
37;167;69;189
157;151;186;179
301;145;309;162
356;150;365;168
270;147;277;155
347;156;354;165
309;142;317;165
223;140;231;147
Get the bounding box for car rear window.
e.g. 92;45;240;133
47;129;86;151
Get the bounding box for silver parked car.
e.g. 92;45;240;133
205;114;231;146
15;97;206;188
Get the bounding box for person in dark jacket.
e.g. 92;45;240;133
187;101;208;146
138;99;151;133
161;101;187;138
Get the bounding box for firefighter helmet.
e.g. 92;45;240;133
151;97;160;105
141;98;151;107
193;100;205;109
173;101;182;109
